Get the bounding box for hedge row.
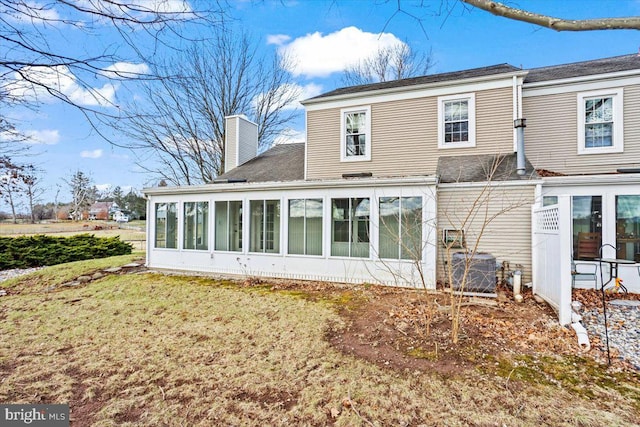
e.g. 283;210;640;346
0;234;133;270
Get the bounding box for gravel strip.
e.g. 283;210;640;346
582;301;640;370
0;267;44;283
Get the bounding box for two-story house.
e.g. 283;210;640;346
143;54;640;311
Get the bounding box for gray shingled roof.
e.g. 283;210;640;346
305;64;522;101
215;143;304;183
525;54;640;83
437;153;537;184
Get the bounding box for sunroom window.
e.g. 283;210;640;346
379;196;423;260
250;200;280;253
214;201;242;252
155;202;177;249
288;199;323;256
183;201;208;250
331;198;370;257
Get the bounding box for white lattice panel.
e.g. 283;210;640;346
535;206;559;233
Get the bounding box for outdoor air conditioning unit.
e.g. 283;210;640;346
451;252;497;295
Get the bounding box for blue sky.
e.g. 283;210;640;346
4;0;640;206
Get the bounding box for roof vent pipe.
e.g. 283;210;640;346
514;118;527;176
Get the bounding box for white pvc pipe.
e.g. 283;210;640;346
571;322;591;352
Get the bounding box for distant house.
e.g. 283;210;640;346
88;202;113;220
144;54;640;324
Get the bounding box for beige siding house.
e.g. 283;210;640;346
144;54;640;301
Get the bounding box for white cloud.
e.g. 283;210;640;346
80;149;103;159
267;34;291;46
273;128;305;145
277;26;404;78
24;129;60;145
8;65;118;107
101;62;150;79
95;183;112;193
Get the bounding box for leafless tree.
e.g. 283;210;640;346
65;170;96;221
0;156;22;223
342;42;434;86
20;165;43;223
1;0;223;135
119;24;300;185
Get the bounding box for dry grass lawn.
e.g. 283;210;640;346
1;261;639;426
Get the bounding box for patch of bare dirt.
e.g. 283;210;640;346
258;279;634;374
325;283;580;375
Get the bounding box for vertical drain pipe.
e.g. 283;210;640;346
514;118;527;176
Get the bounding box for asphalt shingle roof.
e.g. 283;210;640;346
305;64;522;101
215;143;304;183
437;153;537;184
524;54;640;83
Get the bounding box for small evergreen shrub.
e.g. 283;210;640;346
0;234;133;270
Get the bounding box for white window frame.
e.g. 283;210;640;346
340;105;371;162
577;88;623;155
438;93;476;149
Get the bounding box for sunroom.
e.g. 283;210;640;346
144;177;438;288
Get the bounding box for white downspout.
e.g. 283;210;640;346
515;118;527;175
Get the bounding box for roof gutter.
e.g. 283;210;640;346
143;175;438;196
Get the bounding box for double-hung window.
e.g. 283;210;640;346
438;93;476;149
331;198;370;257
288;199;323;256
578;88;623;154
379;196;423;260
214;201;243;251
341;106;371;161
155;202;177;249
183;201;208;250
250;200;280;253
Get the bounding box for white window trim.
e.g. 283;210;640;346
577;88;623;155
340;105;371;162
438;93;476;149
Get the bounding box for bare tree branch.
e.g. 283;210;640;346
342;41;434;86
117;24;299;186
461;0;640;31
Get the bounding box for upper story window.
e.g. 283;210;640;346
578;88;623;155
341;106;371;162
438;93;476;149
